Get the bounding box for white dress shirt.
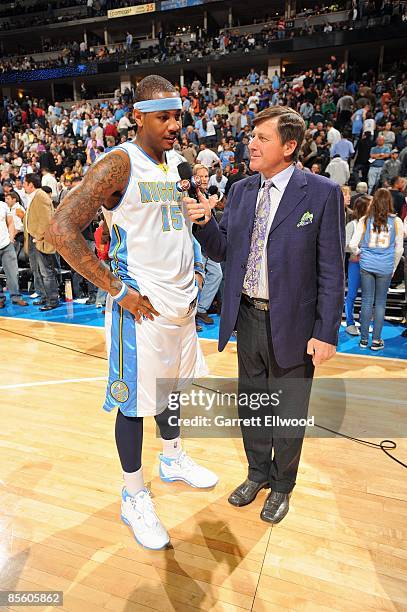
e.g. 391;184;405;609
25;188;37;211
250;164;295;300
23;189;40;236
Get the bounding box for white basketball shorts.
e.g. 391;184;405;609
102;295;208;417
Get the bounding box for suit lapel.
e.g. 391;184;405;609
242;174;261;238
269;167;308;234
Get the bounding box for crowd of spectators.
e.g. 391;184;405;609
2;0;406;32
0;53;406;338
0;0;150;30
2;1;407;76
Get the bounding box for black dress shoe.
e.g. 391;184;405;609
33;299;46;306
228;478;269;507
39;303;59;312
260;491;291;524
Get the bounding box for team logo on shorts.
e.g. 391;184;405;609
110;380;129;403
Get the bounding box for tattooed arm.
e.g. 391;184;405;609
45;149;159;321
45;150;127;295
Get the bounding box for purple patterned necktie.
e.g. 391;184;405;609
243;178;274;296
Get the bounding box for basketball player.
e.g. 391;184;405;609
45;75;218;550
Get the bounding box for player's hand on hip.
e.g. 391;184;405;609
119;287;160;322
183;190;211;225
307;338;336;367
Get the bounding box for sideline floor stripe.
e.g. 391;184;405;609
0;376;107;390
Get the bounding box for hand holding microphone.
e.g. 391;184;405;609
177;161;211;226
176;162;201;199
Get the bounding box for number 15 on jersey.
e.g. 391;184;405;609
161;204;183;232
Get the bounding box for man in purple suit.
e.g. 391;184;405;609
185;106;345;524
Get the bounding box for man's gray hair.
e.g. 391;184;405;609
252;106;306;161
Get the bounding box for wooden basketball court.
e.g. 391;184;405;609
0;316;406;611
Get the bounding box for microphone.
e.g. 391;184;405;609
177;161;205;222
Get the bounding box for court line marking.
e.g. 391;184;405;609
0;315;102;330
0;316;405;363
184;337;407;364
0;377;107;390
0;374;226;391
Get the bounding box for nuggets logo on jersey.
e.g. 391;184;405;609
138;181;182;204
138;180;184;232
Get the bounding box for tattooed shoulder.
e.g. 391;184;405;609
44;150;131;292
79;149;131;211
45;149;130;246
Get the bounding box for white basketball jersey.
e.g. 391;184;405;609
103;142;196;322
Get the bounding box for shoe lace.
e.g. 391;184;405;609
129;489;158;528
175;450;196;473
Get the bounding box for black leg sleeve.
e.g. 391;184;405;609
115;409;143;472
155;394;181;440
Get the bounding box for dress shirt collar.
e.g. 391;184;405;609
260;163;295;192
25;189;38;206
27;189;37;200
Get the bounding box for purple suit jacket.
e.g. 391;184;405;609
194;167;345;368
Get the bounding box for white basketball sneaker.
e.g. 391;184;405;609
159;450;218;488
120;487;170;550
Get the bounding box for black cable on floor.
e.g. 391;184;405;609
306;425;406;468
191;384;407;470
0;325;107;361
0;325;405;469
